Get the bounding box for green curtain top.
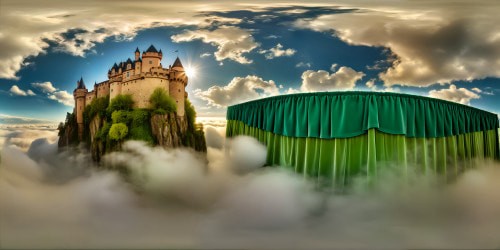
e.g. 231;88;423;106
226;91;499;139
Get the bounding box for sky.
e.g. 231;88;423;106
0;0;499;123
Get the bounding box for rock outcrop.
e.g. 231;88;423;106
58;111;206;162
151;113;186;148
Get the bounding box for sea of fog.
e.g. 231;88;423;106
1;120;500;249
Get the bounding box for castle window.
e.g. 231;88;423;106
149;60;152;64
178;89;180;92
127;72;130;78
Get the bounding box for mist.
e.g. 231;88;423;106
1;124;500;249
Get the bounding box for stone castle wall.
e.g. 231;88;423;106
74;46;188;137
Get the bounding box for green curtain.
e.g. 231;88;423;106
227;120;500;186
227;92;499;139
227;92;499;185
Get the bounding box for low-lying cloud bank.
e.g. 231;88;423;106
1;126;500;249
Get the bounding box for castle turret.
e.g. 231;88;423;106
169;57;188;117
141;45;162;73
73;77;87;140
135;47;140;61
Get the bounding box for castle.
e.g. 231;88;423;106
73;45;188;138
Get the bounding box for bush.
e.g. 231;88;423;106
83;96;109;124
128;110;154;144
111;110;131;124
108;94;134;113
129;125;154;144
149;88;176;113
95;122;111;140
185;98;196;128
108;123;128;141
130;109;149;124
152;108;167;115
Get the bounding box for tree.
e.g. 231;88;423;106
185;98;196;128
149;88;176;113
108;123;128;142
108;94;134;112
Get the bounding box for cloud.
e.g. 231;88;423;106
471;87;482;93
264;34;279;39
259;43;296;59
48;90;74;106
200;52;212;58
0;124;58;150
32;81;57;93
3;129;500;248
293;2;500;87
30;81;73;106
194;65;365;109
295;62;311;68
365;79;376;88
0;114;55;125
0;1;245;79
195;75;280;107
300;65;365;91
204;126;225;150
171;26;259;64
9;85;36;96
428;84;480;105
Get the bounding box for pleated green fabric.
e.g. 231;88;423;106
227;92;499;139
227;120;500;185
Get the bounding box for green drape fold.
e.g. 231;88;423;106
227;120;500;185
227;92;499;139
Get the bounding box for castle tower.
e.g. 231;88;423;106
141;45;162;73
134;47;140;61
169;57;188;117
73;77;87;140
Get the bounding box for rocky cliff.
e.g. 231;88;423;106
59;111;206;162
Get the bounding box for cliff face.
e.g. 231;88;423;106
150;113;185;148
150;114;207;152
89;115;106;162
59;112;206;162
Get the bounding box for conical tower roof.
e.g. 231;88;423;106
76;77;86;89
172;57;183;68
146;44;158;53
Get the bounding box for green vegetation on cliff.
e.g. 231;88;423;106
108;94;134;112
149;88;176;114
183;98;205;148
58;88;206;161
57;112;79;147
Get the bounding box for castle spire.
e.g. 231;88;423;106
135;47;140;60
172;57;183;68
76;77;86;89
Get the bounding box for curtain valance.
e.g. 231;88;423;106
227;92;499;138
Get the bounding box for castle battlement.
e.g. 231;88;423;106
73;45;188;139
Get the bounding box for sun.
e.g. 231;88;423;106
184;66;197;78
